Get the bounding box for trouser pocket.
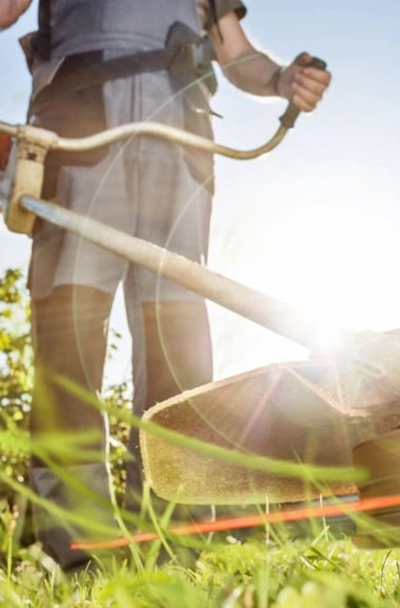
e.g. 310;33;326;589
29;52;108;200
182;86;215;194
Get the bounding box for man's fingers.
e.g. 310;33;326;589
294;51;314;68
295;72;329;96
291;93;316;113
292;85;324;112
304;65;332;85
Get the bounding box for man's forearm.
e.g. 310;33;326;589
0;0;33;29
221;52;283;97
209;12;284;98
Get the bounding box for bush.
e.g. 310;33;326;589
0;268;132;547
0;268;32;500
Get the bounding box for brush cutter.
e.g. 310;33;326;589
2;66;399;545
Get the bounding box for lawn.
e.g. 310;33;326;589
2;511;400;608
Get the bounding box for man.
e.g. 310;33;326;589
1;0;331;573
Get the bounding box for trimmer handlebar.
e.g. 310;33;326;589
0;108;289;162
0;81;323;233
0;55;328;165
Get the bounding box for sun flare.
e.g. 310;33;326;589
210;198;400;378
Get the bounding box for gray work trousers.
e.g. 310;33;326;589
29;60;214;570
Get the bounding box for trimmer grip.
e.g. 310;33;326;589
279;55;327;129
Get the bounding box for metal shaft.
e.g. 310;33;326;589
21;195;349;351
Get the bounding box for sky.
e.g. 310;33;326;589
1;1;400;383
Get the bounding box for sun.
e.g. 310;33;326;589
209;196;400;379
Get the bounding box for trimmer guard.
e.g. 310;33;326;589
141;360;400;505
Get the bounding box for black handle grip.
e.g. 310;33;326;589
279;55;327;130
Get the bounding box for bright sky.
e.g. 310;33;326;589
1;1;400;383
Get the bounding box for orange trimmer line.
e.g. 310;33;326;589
71;494;400;551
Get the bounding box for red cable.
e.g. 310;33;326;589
71;494;400;551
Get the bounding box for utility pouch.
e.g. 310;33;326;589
166;21;218;97
29;52;107;200
19;32;38;73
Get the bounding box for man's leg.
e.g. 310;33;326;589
143;300;213;403
122;138;214;513
125;297;213;513
30;284;117;572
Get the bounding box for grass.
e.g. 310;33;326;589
2;381;400;607
2;508;400;607
1;391;399;607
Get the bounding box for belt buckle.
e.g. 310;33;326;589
186;41;207;72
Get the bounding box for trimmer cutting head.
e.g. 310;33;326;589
141;360;390;506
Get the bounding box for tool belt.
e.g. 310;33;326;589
30;21;217;106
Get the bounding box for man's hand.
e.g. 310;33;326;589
209;12;331;109
0;0;33;29
277;52;332;113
